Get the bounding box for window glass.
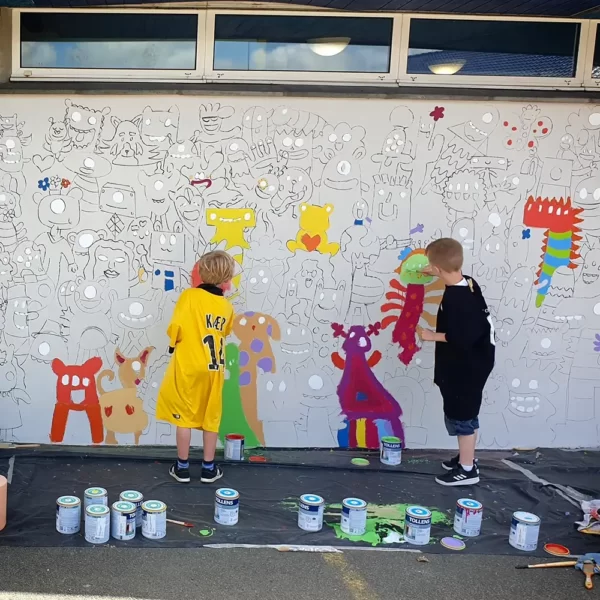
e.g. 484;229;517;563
214;15;392;73
593;24;600;78
407;19;580;78
21;12;198;70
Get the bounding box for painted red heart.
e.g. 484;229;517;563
301;233;321;252
125;404;135;415
104;406;113;417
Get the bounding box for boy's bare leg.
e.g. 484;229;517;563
458;433;476;469
203;431;217;463
176;427;192;461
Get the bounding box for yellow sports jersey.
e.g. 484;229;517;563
156;286;234;431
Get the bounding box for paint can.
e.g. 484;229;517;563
298;494;324;532
340;498;368;536
404;506;432;546
84;487;108;510
454;498;483;537
56;495;81;535
224;434;245;461
509;511;540;552
85;504;110;544
214;488;239;526
120;490;144;528
380;436;402;466
141;500;167;540
111;501;137;541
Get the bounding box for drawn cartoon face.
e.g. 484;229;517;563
138;169;178;216
0;135;24;173
576;248;600;297
150;230;185;264
73;277;108;313
320;124;366;160
206;208;256;250
574;176;600;210
174;188;203;230
280;320;313;364
353;199;370;222
523;196;581;232
115;346;153;387
0;184;18;218
13;240;45;279
30;331;68;364
341;325;372;354
374;174;410;221
111;293;159;332
297;259;323;298
0;115;17;135
443;171;483;214
51;357;102;405
321;152;360;192
165;141;197;177
110;118;144;165
126;218;152;243
299;365;337;408
379;128;407;162
399;252;432;285
255;173;279;201
99;183;136;218
298;203;333;233
257;369;299;422
69;229;103;257
242;107;273;140
463;109;499;144
246;265;273;297
0;347;18;393
479;235;506;266
233;313;281;353
48;118;69;142
274;131;312;170
35;187;82;229
505;358;557;417
64;100;109;150
313;281;345;324
5;285;29;338
0;250;14;286
84;240;135;298
141;106;179;149
64;152;111;179
198;103;239;138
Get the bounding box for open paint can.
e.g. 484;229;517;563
454;498;483;537
509;511;540;552
224;434;245;461
380;436;402;466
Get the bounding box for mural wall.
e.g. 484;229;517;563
0;95;599;449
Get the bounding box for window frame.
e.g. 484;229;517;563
11;7;206;81
398;13;590;91
583;20;600;87
202;9;402;85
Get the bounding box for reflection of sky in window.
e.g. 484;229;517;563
214;41;389;73
21;41;196;70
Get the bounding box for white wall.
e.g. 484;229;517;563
0;93;598;449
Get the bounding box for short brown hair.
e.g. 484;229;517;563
197;250;236;285
426;238;463;272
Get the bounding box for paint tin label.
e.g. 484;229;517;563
111;501;137;541
225;434;245;461
141;500;167;540
85;504;110;544
341;498;367;536
214;488;239;526
404;506;432;546
56;496;81;535
84;487;108;510
298;494;324;532
509;511;540;552
120;491;144;528
454;498;483;538
380;436;402;466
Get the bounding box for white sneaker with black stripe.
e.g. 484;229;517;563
435;464;480;486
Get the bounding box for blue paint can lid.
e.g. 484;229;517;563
457;499;482;510
513;511;540;524
216;488;240;500
342;498;367;510
300;494;324;506
113;501;136;513
406;506;432;518
86;504;109;516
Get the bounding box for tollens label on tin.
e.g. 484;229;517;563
300;502;321;512
406;515;431;526
215;497;238;507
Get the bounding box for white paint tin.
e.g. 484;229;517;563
509;511;540;552
84;487;108;510
341;498;368;536
298;494;324;532
225;434;245;461
380;436;402;466
111;501;137;541
454;498;483;537
214;488;239;526
404;506;432;546
56;495;81;535
141;500;167;540
85;504;110;544
120;490;144;528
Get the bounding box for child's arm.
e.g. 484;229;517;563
167;291;188;354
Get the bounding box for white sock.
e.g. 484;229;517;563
461;463;473;472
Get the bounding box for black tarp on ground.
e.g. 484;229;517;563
0;448;598;556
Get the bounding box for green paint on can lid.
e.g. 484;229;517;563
381;436;401;443
351;458;370;466
199;529;214;537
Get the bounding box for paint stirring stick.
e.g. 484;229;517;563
167;518;194;527
515;560;577;569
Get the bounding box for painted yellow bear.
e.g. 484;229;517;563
287;203;340;256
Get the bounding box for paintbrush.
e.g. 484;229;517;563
0;443;40;449
166;518;194;527
515;560;578;570
582;560;595;589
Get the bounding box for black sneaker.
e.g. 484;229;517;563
442;456;479;471
169;462;191;483
201;464;224;484
435;465;480;486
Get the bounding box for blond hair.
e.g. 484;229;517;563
197;250;236;286
425;238;463;273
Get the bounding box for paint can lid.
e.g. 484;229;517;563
457;498;482;510
226;434;245;441
142;500;167;512
216;488;239;500
406;506;432;518
57;495;80;506
513;511;540;524
351;458;370;466
85;487;107;497
342;498;367;510
113;501;137;513
120;490;143;502
381;436;402;444
300;494;324;506
86;504;109;516
441;537;466;551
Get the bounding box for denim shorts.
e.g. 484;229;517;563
444;415;480;436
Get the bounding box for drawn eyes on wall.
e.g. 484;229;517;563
5;140;15;149
239;317;247;326
60;374;90;387
50;199;66;214
84;158;95;169
282;138;305;148
72;112;81;122
358;337;367;348
83;285;97;299
578;188;600;201
266;380;287;392
337;161;351;176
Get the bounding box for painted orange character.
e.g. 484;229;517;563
50;357;104;444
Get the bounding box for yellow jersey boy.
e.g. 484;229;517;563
157;250;235;484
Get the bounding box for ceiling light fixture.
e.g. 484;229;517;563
308;37;351;57
428;60;466;75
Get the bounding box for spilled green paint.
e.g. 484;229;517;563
219;343;260;447
198;528;214;537
282;498;451;547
